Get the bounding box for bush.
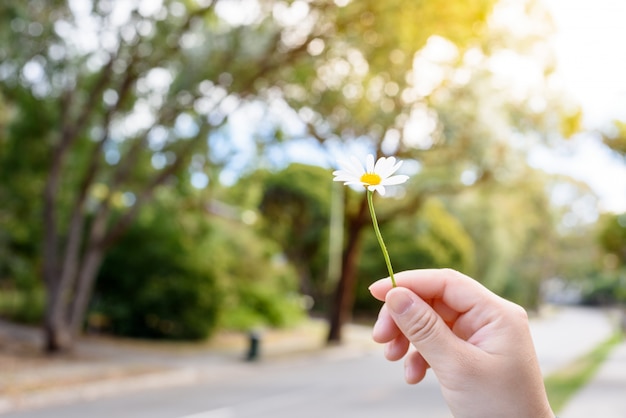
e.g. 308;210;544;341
580;269;626;306
91;204;222;340
92;200;305;340
206;219;305;331
0;286;44;324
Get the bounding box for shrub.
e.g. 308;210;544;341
206;219;305;331
580;269;626;306
92;200;305;340
91;204;222;340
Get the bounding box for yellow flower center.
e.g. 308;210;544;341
360;173;381;186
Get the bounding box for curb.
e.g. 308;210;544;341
0;367;200;414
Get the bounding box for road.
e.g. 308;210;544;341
3;350;452;418
1;306;615;418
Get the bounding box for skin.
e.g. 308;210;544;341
369;269;555;418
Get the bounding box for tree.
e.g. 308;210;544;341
325;3;577;341
0;0;581;351
450;165;560;308
578;212;626;306
0;0;339;352
598;213;626;266
257;164;332;303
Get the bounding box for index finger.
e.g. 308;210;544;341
368;268;495;314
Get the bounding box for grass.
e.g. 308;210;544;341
544;331;623;413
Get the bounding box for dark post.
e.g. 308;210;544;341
246;330;261;361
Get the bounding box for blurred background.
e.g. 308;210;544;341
0;0;625;416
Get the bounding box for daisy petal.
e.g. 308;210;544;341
337;159;363;178
380;159;403;178
366;154;375;173
374;156;394;176
381;175;409;186
344;180;366;186
350;156;366;174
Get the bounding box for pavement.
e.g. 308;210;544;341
0;305;625;416
560;340;626;417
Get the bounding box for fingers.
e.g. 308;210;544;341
373;305;410;361
369;269;493;315
370;269;496;383
372;304;400;344
373;307;429;377
384;333;410;361
404;350;429;384
383;286;468;368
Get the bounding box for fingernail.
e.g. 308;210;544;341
387;290;414;315
368;279;383;292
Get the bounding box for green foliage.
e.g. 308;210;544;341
220;284;304;331
0;109;44;322
580;269;626;306
92;202;222;340
0;287;44;324
578;213;626;306
355;198;475;312
0;89;49;296
255;163;333;303
597;213;626;266
449;168;557;308
92;194;304;340
206;216;305;331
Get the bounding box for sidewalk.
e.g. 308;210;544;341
0;306;624;415
559;331;626;417
529;306;626;417
529;305;616;375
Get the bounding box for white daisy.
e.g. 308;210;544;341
332;154;409;196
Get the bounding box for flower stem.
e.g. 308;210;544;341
367;190;397;287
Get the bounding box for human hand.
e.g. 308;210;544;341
369;269;554;418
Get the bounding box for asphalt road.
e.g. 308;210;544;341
3;350;452;418
1;306;615;418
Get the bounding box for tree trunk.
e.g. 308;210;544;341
42;133;72;353
43;317;73;353
70;247;105;335
326;195;368;344
42;238;109;352
43;279;74;353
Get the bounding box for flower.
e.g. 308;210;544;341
332;154;410;287
332;154;408;196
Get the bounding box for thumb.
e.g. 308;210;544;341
385;287;461;367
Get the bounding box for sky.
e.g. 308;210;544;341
533;0;626;213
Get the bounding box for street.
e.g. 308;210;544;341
3;350;451;418
0;306;616;418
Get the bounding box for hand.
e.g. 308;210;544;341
370;269;554;418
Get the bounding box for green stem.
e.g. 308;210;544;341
367;190;397;287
